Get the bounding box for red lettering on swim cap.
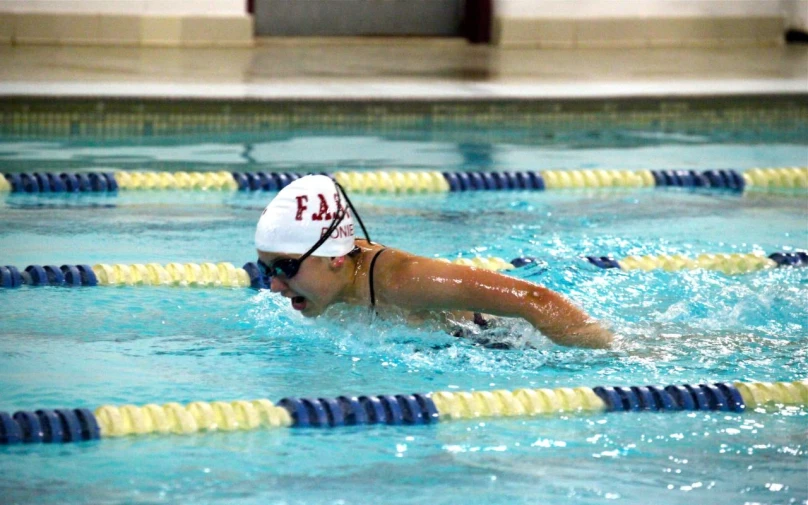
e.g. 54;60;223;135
295;195;308;221
312;193;333;221
334;192;350;218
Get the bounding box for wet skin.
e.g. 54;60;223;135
257;239;613;348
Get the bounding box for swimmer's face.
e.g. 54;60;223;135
257;250;341;317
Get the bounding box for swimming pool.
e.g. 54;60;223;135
1;115;807;504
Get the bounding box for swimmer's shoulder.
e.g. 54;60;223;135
365;246;433;272
355;239;410;263
354;245;426;297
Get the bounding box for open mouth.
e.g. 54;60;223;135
291;296;307;311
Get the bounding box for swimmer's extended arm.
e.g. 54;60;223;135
379;252;613;349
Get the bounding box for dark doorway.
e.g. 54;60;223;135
254;0;466;37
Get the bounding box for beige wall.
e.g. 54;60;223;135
496;0;786;19
0;0;251;46
493;0;802;48
0;0;246;16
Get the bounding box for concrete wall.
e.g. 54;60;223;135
1;0;805;47
0;0;251;46
493;0;805;47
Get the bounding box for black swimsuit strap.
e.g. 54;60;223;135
368;248;387;307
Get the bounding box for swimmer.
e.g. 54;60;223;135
254;175;613;349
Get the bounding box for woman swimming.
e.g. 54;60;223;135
254;175;613;349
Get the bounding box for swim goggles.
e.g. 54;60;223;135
256;180;372;281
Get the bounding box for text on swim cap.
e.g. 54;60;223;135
322;223;354;239
295;193;351;221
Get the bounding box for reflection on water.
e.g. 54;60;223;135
1;133;806;174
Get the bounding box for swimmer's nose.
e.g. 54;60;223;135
269;276;287;292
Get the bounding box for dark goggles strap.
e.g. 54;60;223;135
298;208;346;264
334;180;372;245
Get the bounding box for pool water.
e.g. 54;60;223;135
0;133;807;505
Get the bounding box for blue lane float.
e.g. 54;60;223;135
74;264;98;286
442;170;545;192
4;266;23;288
646;386;677;410
2;409;101;444
275;394;439;428
44;172;64;192
585;256;622;269
359;395;387;425
33;173;52;192
769;252;808;267
232;171;300;192
0;266;14;288
43;265;65;286
75;173;93;192
242;261;267;289
89;173;108;192
13;411;43;443
24;265;50;286
593;382;745;413
650;169;745;192
3;172;118;193
663;385;696;411
21;173;41;193
0;411;22;444
0;264;97;288
5;173;22;192
61;265;82;286
60;173;80;192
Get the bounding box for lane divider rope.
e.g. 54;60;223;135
0;258;507;289
584;251;808;274
2;252;804;289
2;168;805;194
1;380;805;445
0;263;249;288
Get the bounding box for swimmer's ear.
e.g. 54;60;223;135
330;255;347;269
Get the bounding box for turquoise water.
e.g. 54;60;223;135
1;135;807;504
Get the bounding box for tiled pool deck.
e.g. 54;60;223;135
0;38;806;99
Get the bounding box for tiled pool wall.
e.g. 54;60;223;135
1;95;806;141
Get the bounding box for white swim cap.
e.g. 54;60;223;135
255;175;356;257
